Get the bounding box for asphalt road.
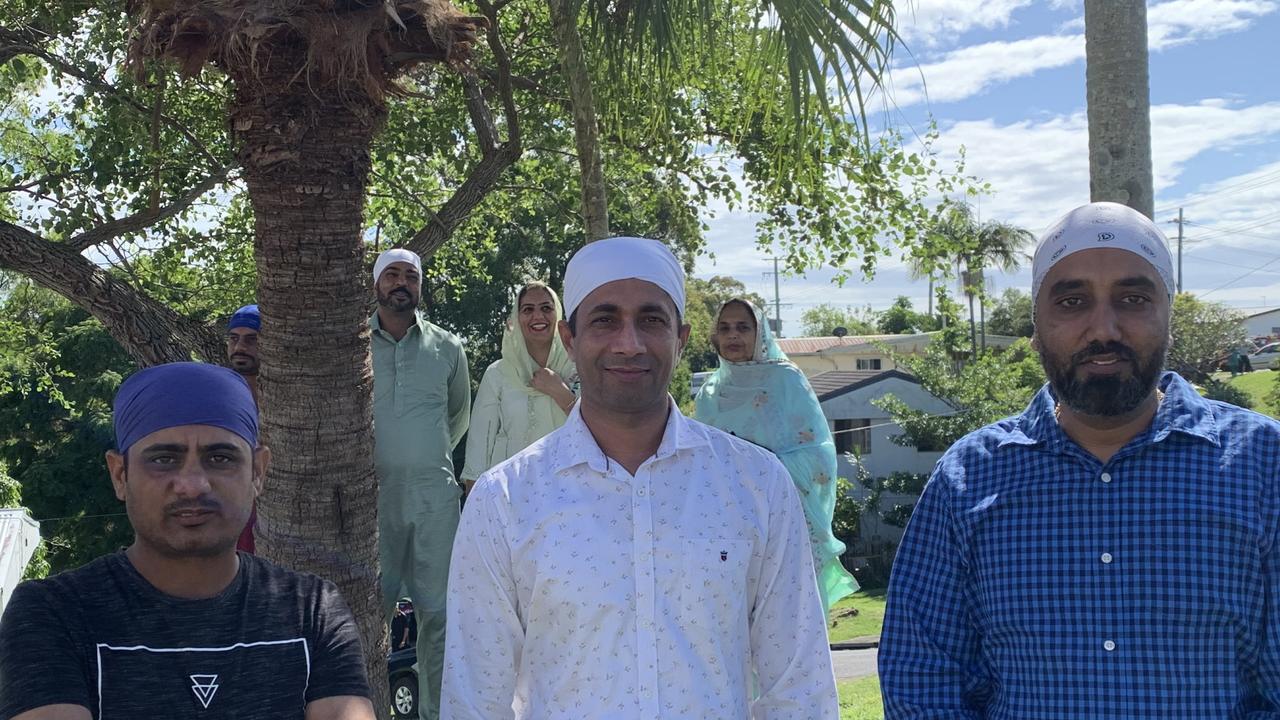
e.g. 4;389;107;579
832;647;878;680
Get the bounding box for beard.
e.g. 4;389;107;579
1042;338;1167;417
377;286;419;312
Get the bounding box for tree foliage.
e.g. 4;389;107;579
0;278;133;574
1167;293;1247;383
875;335;1046;452
985;288;1034;338
876;296;935;335
799;302;877;337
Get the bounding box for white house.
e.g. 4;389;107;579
1244;308;1280;340
810;369;953;554
0;509;40;618
778;331;1021;377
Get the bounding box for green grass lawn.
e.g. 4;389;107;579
1224;370;1279;417
838;675;883;719
827;587;887;643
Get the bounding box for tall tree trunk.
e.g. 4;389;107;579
226;52;390;717
1084;0;1154;219
926;275;934;319
546;0;610;241
967;290;977;360
980;296;987;351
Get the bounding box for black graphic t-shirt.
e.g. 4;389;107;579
0;551;370;719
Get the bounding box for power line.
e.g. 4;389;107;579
1200;253;1280;298
1180;213;1280;242
1154;169;1280;216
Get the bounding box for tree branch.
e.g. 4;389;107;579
66;166;231;251
0;220;224;365
0;25;223;167
405;0;522;260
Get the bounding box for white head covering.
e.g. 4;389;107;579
562;237;686;319
1031;201;1175;305
373;248;423;284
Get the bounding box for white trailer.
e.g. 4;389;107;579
0;508;41;618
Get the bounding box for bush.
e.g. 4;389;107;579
1202;378;1253;409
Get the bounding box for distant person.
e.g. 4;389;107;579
0;362;373;720
370;249;470;720
880;202;1280;717
390;599;418;653
694;299;858;611
227;303;261;553
443;237;838;719
459;281;576;491
227;304;261;403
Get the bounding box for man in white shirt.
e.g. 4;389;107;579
442;237;837;720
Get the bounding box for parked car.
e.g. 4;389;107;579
388;646;418;719
1252;342;1280;370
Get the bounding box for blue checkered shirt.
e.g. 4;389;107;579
880;372;1280;718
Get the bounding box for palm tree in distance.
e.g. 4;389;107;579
936;204;1033;357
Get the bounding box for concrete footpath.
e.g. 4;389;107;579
832;647;878;680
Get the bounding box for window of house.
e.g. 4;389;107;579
855;358;882;371
833;418;872;456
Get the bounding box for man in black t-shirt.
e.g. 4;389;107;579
0;362;374;720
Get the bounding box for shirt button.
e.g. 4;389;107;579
1100;472;1112;483
1103;640;1116;652
1100;552;1113;564
638;488;646;496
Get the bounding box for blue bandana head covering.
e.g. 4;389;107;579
228;304;260;332
113;362;259;454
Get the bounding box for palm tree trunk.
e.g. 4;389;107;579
1084;0;1154;218
980;296;987;351
967;291;977;360
228;52;390;716
926;275;934;318
546;0;610;241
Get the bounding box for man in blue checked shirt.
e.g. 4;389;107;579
880;201;1280;718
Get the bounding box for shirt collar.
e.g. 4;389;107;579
369;310;426;339
553;397;710;475
1006;371;1220;451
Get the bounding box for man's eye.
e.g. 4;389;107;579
1122;295;1149;305
1058;297;1084;308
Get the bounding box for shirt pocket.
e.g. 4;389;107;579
675;538;752;630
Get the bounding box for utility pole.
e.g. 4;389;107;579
1167;208;1185;294
763;257;784;338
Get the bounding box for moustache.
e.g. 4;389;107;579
1070;341;1136;367
231;353;255;360
164;498;222;515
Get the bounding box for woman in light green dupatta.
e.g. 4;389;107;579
694;299;858;612
461;282;577;490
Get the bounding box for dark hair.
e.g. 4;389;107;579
516;280;553;306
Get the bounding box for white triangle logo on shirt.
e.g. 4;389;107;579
190;674;220;709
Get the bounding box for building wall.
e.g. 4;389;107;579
1246;310;1280;339
819;377;952;553
791;352;898;377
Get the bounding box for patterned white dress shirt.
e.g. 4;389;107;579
442;401;837;720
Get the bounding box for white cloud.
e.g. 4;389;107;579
886;33;1084;108
896;0;1035;46
881;0;1277;109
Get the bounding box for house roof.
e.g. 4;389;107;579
778;331;1024;357
808;368;918;402
1247;308;1280;319
776;333;925;355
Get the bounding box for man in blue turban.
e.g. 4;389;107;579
227;304;261;402
0;362;374;720
226;303;262;553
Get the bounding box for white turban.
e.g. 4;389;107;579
1031;201;1174;305
373;248;422;284
563;237;686;319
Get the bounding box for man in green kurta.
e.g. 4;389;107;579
370;248;470;720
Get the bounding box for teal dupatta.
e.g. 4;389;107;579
694;301;858;611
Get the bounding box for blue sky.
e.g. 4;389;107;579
695;0;1280;335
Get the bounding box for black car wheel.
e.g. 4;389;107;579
391;675;417;719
